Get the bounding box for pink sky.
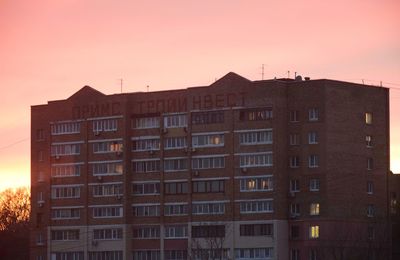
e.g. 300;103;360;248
0;0;399;190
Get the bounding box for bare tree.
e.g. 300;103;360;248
0;187;30;260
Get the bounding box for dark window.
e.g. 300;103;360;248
240;224;273;236
290;225;300;239
192;111;224;125
192;180;224;193
289;110;299;122
192;225;225;238
164;182;188;195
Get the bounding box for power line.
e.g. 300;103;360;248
0;138;30;150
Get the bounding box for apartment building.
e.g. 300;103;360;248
30;72;391;260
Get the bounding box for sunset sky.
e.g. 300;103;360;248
0;0;399;191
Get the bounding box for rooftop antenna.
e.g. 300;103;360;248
287;70;290;78
261;64;265;80
147;85;149;92
119;78;123;93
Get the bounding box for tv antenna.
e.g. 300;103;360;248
261;64;265;80
147;85;149;92
119;78;123;93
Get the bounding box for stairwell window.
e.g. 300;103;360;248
308;155;319;168
309;225;319;239
308;108;319;121
365;112;373;125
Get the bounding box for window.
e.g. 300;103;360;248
309;179;320;191
240;107;273;121
93;119;118;132
132;159;160;173
366;135;372;147
164;158;188;172
290;203;300;216
164;136;187;150
93;140;123;153
51;230;80;241
132;182;160;195
239;129;273;145
51;208;80;220
290;110;299;122
290;225;300;239
290;179;300;192
192;133;224;147
239;200;273;214
37;171;45;182
308;108;319;121
36;129;45;141
239;176;273;192
51;185;81;199
133;226;160;239
132;137;160;151
367;181;374;194
239;152;273;168
290;249;300;260
308;132;318;144
51;163;82;178
92;161;123;175
37;191;44;203
368;226;375;240
164;182;188;194
309;249;318;260
367;204;375;217
192;225;225;238
133;116;160;129
133;204;160;217
51;252;84;260
88;251;122;260
239;224;273;236
132;251;160;260
192;111;224;125
36;233;44;245
51;142;81;156
367;158;373;170
192;201;225;215
289;134;300;145
192;249;229;260
235;248;273;259
309;225;319;239
92;183;123;197
92;206;123;218
310;203;320;216
289;156;300;168
164;114;187;128
51;121;80;135
38;151;44;162
365;112;372;124
164;203;188;216
164;225;188;239
308;155;319;168
93;228;123;240
165;250;187;260
193;180;224;193
192;156;225;169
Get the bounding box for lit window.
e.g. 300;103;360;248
310;203;320;215
192;133;225;148
366;135;372;147
308;108;319;121
309;225;319;239
365;112;372;124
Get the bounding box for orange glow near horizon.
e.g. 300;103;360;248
0;0;400;191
